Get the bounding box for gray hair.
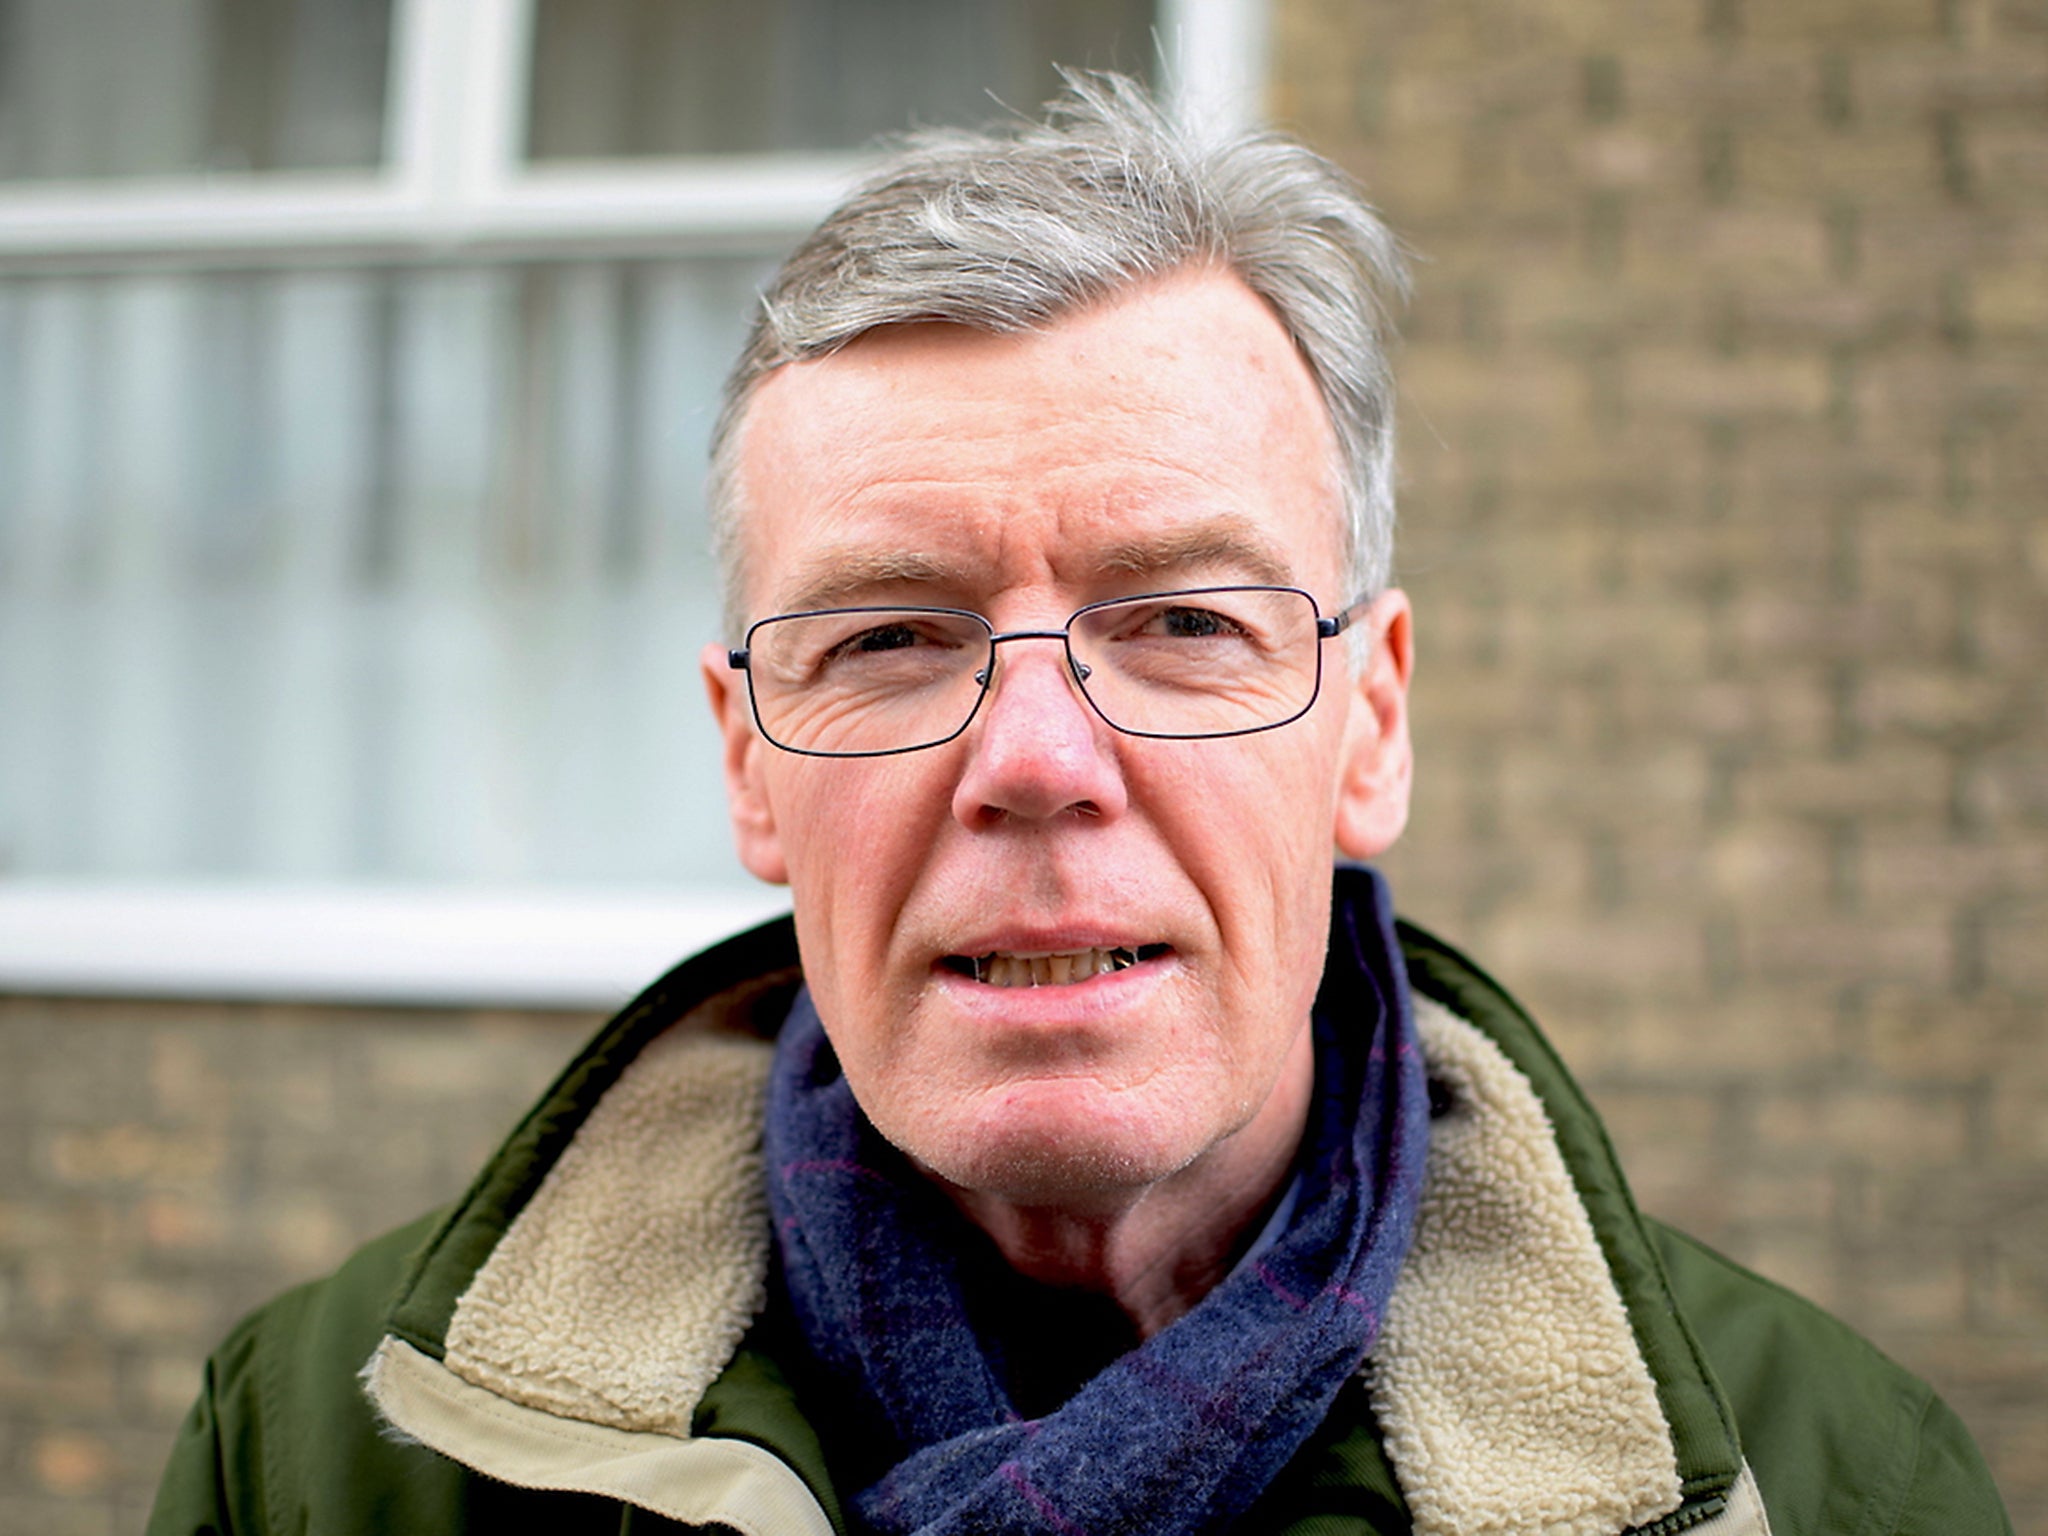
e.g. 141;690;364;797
709;72;1409;637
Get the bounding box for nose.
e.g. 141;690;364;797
950;635;1129;828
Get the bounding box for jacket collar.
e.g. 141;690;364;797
364;887;1760;1536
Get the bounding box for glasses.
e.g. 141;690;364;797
728;585;1367;758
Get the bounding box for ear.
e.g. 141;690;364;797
701;641;790;885
1332;590;1415;861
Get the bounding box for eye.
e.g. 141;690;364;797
804;614;979;683
1130;603;1251;640
830;622;928;657
1157;605;1239;638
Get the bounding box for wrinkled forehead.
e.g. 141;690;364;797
724;270;1349;619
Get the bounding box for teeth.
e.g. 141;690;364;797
965;945;1150;988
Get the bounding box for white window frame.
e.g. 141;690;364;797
0;881;795;1009
0;0;1266;1006
0;0;1265;265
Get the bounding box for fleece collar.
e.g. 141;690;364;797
363;906;1763;1536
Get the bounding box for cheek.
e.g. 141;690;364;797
772;757;940;867
1137;732;1345;1005
1149;722;1347;880
771;757;952;963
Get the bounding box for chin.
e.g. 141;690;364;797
894;1090;1210;1207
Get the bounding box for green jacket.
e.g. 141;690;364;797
149;914;2010;1536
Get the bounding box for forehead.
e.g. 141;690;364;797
732;268;1346;614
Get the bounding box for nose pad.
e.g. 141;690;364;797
972;645;1092;699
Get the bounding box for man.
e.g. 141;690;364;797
151;76;2008;1535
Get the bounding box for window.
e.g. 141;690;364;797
0;0;1267;1002
525;0;1156;160
0;0;391;181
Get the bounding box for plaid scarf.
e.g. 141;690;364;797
764;868;1429;1536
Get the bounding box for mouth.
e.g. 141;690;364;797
940;944;1173;988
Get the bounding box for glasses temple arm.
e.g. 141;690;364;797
1316;595;1375;640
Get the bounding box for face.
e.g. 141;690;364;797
704;268;1414;1209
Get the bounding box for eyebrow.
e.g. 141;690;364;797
773;514;1300;615
1093;518;1297;590
778;549;974;614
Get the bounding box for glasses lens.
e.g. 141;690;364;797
746;608;990;755
1070;587;1323;737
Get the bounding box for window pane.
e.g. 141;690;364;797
527;0;1157;160
0;0;391;180
0;256;774;885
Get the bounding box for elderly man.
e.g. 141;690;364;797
152;78;2007;1536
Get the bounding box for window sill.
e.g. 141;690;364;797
0;881;789;1010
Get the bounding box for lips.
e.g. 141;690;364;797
941;943;1173;987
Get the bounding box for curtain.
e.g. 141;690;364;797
0;258;773;881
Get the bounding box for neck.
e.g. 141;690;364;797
933;1025;1316;1339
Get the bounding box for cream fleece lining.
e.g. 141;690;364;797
1370;999;1683;1536
390;994;1717;1534
442;1028;775;1432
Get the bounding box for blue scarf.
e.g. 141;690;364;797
765;868;1429;1536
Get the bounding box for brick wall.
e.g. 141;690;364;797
1275;0;2046;1525
0;996;597;1533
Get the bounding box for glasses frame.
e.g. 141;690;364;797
728;584;1371;759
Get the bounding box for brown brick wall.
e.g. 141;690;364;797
0;995;597;1533
1276;0;2046;1526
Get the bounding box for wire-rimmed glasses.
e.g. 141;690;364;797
728;585;1367;758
